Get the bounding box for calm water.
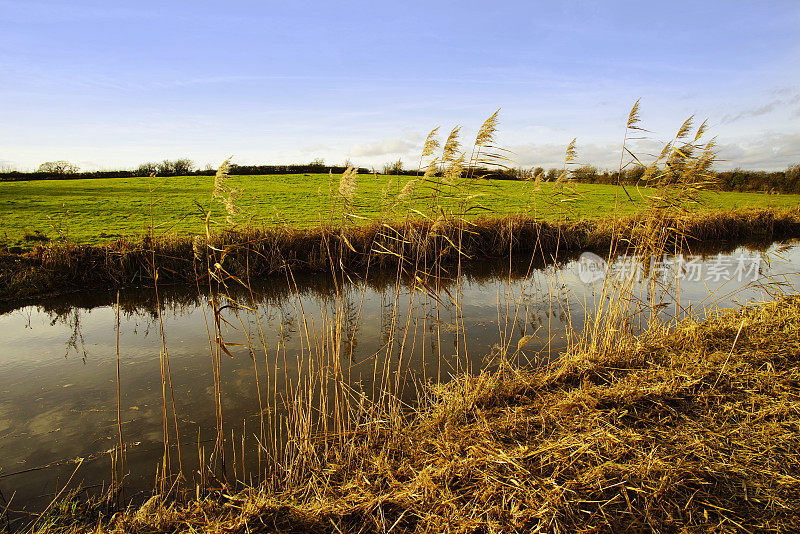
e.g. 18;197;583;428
1;240;798;514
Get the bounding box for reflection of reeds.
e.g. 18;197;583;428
75;296;800;533
113;291;125;497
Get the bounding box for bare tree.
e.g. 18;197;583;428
155;159;195;176
382;159;403;175
37;161;79;174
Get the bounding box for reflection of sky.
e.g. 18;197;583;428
0;241;798;511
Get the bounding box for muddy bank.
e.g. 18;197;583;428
2;208;799;303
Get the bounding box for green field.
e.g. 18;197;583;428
1;173;799;246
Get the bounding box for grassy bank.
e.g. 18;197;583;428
2;173;800;247
33;294;800;533
2;207;800;302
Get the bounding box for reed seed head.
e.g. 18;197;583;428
443;126;462;163
398;179;418;200
338;167;357;201
422;127;441;158
192;235;204;260
564;138;578;164
627;99;641;129
423;160;438;180
381;178;394;201
445;152;465;182
694;119;709;141
658;142;673;162
475;109;500;147
213;157;232;199
676;116;694;139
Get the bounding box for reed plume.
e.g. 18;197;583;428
421;127;441;159
444;152;465;183
338;167;357;202
475;109;500;147
398;179;418;200
442;126;462;163
676;116;694;139
627;99;641;129
211;156;239;225
212;157;231;199
564;138;578;164
192;235;204;261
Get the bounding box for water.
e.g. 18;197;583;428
1;240;798;515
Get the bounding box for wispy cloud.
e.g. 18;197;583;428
721;92;800;124
4;1;799;171
509;133;800;173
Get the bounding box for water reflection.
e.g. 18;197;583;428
0;239;798;516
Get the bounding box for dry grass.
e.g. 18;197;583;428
35;295;800;533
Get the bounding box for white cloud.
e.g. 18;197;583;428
297;144;331;155
509;133;800;173
349;138;417;158
76;160;101;170
716;133;800;171
511;140;664;171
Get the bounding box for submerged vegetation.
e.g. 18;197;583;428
4;103;800;532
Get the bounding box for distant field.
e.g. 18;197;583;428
1;173;799;246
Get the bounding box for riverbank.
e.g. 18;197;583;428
2;174;799;247
2;207;800;303
30;293;800;532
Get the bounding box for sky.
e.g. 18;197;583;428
1;0;799;172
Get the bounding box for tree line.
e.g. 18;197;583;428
0;159;371;182
2;158;799;194
495;164;800;193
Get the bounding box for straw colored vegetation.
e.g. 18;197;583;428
33;295;800;533
1;173;799;247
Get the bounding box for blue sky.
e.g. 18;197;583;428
1;0;799;171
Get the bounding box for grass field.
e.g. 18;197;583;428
2;173;799;246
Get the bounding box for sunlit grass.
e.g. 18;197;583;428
1;173;799;246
